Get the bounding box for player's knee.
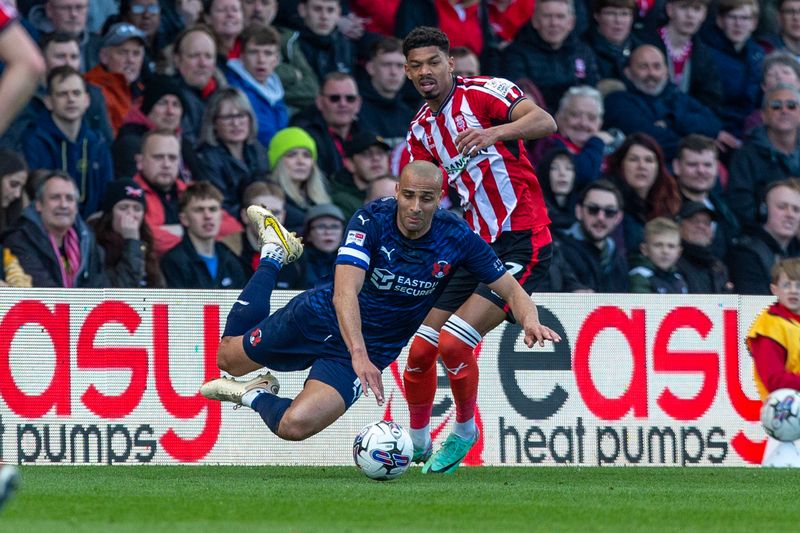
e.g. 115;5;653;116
277;411;316;441
406;327;440;372
217;338;245;376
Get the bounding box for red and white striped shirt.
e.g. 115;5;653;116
406;76;550;243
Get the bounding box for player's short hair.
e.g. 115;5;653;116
242;180;285;207
577;179;623;210
370;36;403;60
772;257;800;283
716;0;758;17
46;65;86;94
240;24;280;50
676;134;717;160
644;216;680;242
179;181;223;212
593;0;635;13
402;26;450;57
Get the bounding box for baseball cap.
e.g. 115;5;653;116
344;131;390;157
304;203;346;226
102;23;146;49
678;201;716;220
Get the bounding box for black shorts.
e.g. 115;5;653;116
434;227;552;321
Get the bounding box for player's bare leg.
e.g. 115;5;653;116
277;380;347;440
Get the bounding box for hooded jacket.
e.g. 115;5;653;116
225;59;289;148
2;204;107;287
356;75;416;148
23;114;113;219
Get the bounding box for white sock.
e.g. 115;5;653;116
453;418;477;441
409;425;431;451
260;243;285;264
241;388;268;408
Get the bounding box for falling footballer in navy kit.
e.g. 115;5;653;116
200;161;560;442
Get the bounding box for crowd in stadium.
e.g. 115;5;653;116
0;0;798;295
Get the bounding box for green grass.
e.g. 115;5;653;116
1;466;798;532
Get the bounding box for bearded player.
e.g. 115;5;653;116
402;26;557;474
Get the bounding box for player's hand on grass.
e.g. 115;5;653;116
352;353;384;406
455;127;498;157
523;323;561;348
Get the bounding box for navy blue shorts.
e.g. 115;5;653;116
241;296;364;409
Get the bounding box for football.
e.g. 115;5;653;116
760;388;800;442
353;420;413;481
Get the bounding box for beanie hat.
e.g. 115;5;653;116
268;127;317;169
101;179;146;213
141;75;186;115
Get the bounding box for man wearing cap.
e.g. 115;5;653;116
298;203;346;288
676;201;733;293
329;131;391;220
672;134;739;260
85;22;147;135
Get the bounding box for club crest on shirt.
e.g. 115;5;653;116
454;113;467;132
432;260;451;279
425;133;435;149
249;328;262;346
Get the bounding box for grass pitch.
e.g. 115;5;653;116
1;466;797;532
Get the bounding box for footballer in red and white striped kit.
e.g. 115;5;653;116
401;26;557;474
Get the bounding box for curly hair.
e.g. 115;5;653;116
402;26;450;57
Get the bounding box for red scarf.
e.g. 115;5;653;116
201;77;218;100
49;228;81;288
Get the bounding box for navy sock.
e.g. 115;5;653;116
251;392;292;435
223;258;280;337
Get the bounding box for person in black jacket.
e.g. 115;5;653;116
90;178;165;288
676;201;733;293
194;87;270;217
556;179;629;292
293;0;355;81
585;0;642;82
2;171;108;287
728;179;800;294
161;181;248;289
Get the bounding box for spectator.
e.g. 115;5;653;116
603;44;723;159
89;178;165;288
727;84;800;226
290;72;362;176
1;31;113;150
298;202;345;288
132;130;242;256
769;0;800;60
699;0;764;138
365;175;398;203
487;0;536;49
0;149;27;234
556;179;629;292
203;0;244;58
530;85;622;185
728;179;800;294
274;9;319;114
161;181;248;288
235;180;302;288
329;131;391;220
28;0;102;71
646;0;723;114
241;0;278;28
85;23;146;134
672;134;739;259
23;66;113;219
451;46;480;77
585;0;641;81
629;216;688;293
172;25;225;143
676;201;733;293
194;88;270;217
358;37;416;148
293;0;354;81
538;147;579;234
112;0;167;76
504;0;599;112
604;132;682;254
267;126;331;233
3;171;107;287
225;24;289;148
113;74;196;180
744;51;800;134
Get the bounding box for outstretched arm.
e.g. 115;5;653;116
0;22;45;135
332;264;384;405
455;98;556;156
487;272;561;347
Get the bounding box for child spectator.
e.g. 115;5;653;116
160;181;248;289
23;66;113;219
629;216;688;293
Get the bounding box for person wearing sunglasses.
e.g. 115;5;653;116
729;83;800;226
555;179;629;292
119;0;167;73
